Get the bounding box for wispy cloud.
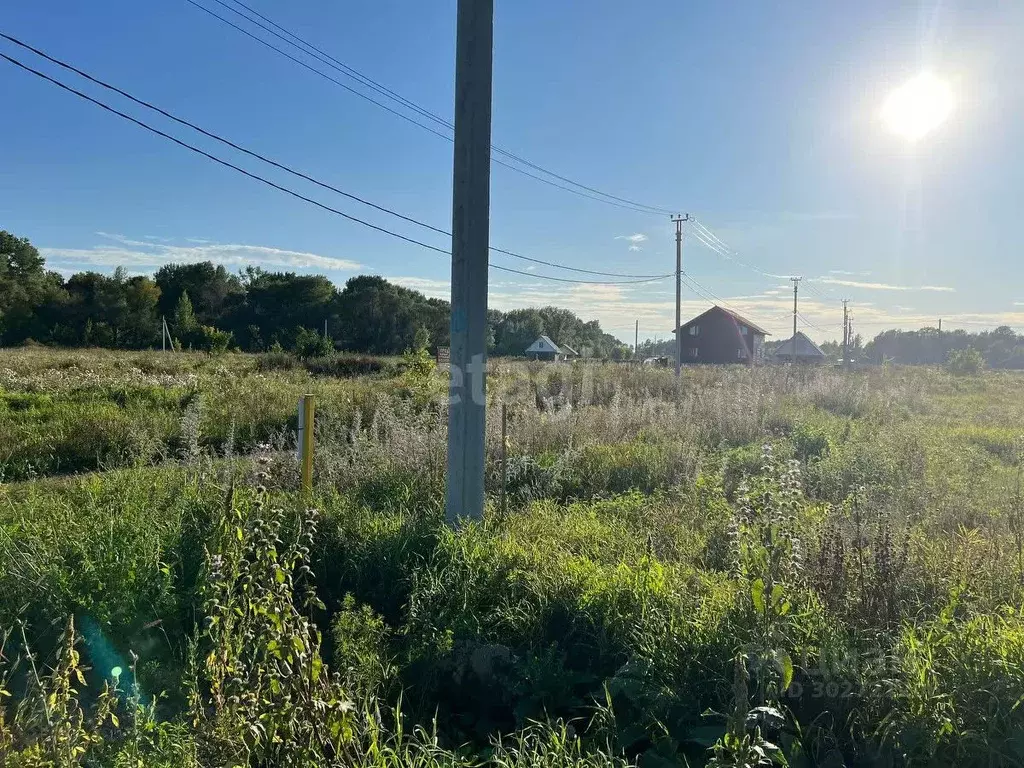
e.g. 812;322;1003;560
828;269;872;277
42;232;362;273
386;275;450;299
781;211;856;222
616;233;648;244
812;277;954;293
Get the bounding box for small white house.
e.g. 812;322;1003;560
525;335;565;361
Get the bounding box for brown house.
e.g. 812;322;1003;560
673;306;769;365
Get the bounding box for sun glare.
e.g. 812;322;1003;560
881;73;953;141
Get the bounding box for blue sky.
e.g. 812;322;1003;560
2;0;1022;343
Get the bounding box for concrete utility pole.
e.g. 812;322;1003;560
634;319;639;359
938;318;943;332
842;299;849;371
790;277;801;364
671;214;691;378
446;0;493;524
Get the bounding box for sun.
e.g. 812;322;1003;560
881;73;954;141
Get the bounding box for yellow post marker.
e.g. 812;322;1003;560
298;394;315;494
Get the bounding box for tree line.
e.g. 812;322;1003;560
0;230;631;358
638;323;1024;370
861;326;1024;369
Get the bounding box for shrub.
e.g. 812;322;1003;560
305;354;393;378
294;327;335;359
194;324;233;353
946;348;984;375
257;349;300;371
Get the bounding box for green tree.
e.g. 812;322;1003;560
412;325;430;353
241;272;337;349
173;290;199;345
335;275;448;355
0;230;65;345
154;261;243;327
122;276;162;348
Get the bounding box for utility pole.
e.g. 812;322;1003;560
790;277;801;364
671;214;691;378
938;318;943;332
446;0;493;524
634;319;639;359
842;299;849;371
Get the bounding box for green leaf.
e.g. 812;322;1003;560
751;578;765;613
771;583;784;608
683;724;727;748
775;650;794;691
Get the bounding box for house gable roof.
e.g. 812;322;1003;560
774;331;826;358
525;335;561;354
676;306;771;336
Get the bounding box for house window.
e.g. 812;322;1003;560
740;326;749;335
737;348;744;359
689;348;698;358
688;325;699;336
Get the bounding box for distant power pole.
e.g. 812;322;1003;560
671;214;691;378
446;0;494;524
842;299;849;371
634;319;639;359
790;277;802;364
938;318;943;332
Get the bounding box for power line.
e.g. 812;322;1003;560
801;280;833;301
215;0;678;216
0;32;672;282
688;219;792;279
218;0;453;131
184;0;676;216
0;49;668;287
679;273;747;318
797;312;841;334
690;218;848;333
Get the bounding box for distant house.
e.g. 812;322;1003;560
525;335;568;361
673;306;769;365
771;331;827;364
560;344;580;359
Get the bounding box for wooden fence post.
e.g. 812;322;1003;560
298;394;315;494
500;402;508;517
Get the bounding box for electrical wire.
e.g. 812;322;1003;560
687;219;792;279
0;49;669;287
183;0;677;216
690;217;852;334
0;32;672;281
801;280;832;300
797;312;841;334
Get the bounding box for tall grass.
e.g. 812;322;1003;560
3;348;1024;765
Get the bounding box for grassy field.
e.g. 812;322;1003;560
2;347;1024;767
